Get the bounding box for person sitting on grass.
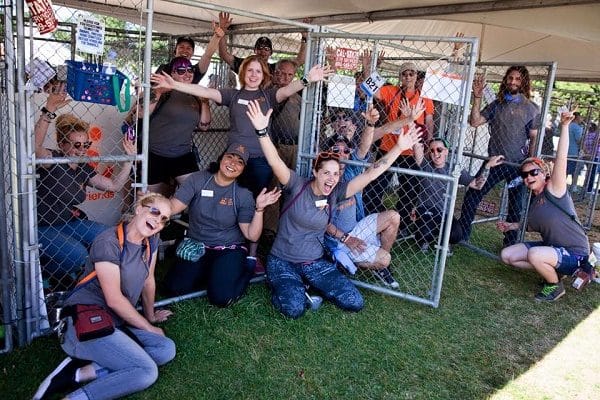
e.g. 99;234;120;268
497;109;593;302
163;143;280;306
246;99;421;319
412;136;504;252
33;193;175;400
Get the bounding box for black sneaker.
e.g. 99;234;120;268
534;282;565;302
371;268;399;289
33;357;85;399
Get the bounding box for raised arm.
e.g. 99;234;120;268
87;138;136;192
246;100;291;185
547;111;574;197
290;26;309;67
373;97;425;141
217;12;235;68
239;187;281;241
35;83;70;159
150;72;222;103
469;74;488;127
197;22;226;75
469;155;504;189
356;107;379;159
346;125;422;198
275;64;333;103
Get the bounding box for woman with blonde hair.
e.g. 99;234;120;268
35;84;136;286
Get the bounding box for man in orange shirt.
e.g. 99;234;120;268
363;62;435;233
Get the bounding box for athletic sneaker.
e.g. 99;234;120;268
371;268;399;289
534;281;565;302
33;357;84;399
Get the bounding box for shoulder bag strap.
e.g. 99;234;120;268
543;190;585;233
280;180;311;217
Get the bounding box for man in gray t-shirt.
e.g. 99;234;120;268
458;66;540;246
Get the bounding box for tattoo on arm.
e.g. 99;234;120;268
373;158;389;169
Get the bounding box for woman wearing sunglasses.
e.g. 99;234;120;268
246;100;421;318
498;110;592;302
163;143;280;306
33;193;175;400
35;84;137;287
412;136;504;252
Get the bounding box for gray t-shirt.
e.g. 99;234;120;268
37;151;96;226
64;225;159;326
418;160;472;212
219;87;279;157
527;189;589;256
481;95;540;163
174;170;255;246
149;91;200;157
271;171;348;263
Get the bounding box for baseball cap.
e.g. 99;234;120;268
254;36;273;50
399;62;418;75
176;36;195;50
225;143;249;164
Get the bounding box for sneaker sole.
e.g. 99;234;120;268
33;356;73;400
535;289;566;302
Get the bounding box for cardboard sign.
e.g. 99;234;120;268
76;15;105;55
25;0;59;34
334;48;359;71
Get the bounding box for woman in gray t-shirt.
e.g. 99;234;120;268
498;110;592;302
247;100;421;318
33;193;175;400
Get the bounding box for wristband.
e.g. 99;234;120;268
301;76;310;87
255;128;269;137
366;121;376;127
41;106;56;120
255;207;264;213
473;95;482;99
340;233;349;243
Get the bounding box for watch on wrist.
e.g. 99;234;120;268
41;106;57;120
366;121;376;127
255;128;269;137
301;76;310;87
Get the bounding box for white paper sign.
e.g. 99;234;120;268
360;71;385;97
421;66;464;106
326;74;355;109
76;16;105;55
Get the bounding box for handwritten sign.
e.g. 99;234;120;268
334;48;359;71
25;0;58;34
76;15;105;55
421;66;464;106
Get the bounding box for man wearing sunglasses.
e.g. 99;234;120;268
217;12;307;77
155;22;223;84
457;66;540;247
324;108;402;288
412;137;504;252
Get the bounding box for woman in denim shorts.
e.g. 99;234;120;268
498;110;591;302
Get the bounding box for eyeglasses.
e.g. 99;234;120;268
330;145;352;155
63;140;92;149
332;114;352;122
256;46;272;52
429;147;446;154
401;71;416;77
520;168;542;179
174;67;194;75
143;205;170;226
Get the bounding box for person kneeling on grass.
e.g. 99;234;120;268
246;99;421;318
497;110;594;302
33;193;175;400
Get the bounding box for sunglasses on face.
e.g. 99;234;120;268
174;67;194;75
520;168;542;179
256;46;272;52
63;140;92;149
429;147;446;154
330;145;352;155
402;71;416;77
143;205;170;226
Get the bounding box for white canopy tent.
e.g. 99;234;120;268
55;0;600;82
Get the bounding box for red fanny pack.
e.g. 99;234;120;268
72;304;115;341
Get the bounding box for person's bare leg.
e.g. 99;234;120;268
377;210;400;252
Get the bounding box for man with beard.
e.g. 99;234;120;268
457;66;540;246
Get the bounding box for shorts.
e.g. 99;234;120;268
524;241;587;276
338;213;380;264
147;151;199;185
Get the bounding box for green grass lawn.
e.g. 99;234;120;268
2;246;599;399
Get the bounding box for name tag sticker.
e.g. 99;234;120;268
201;190;214;197
237;98;249;105
315;199;328;208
